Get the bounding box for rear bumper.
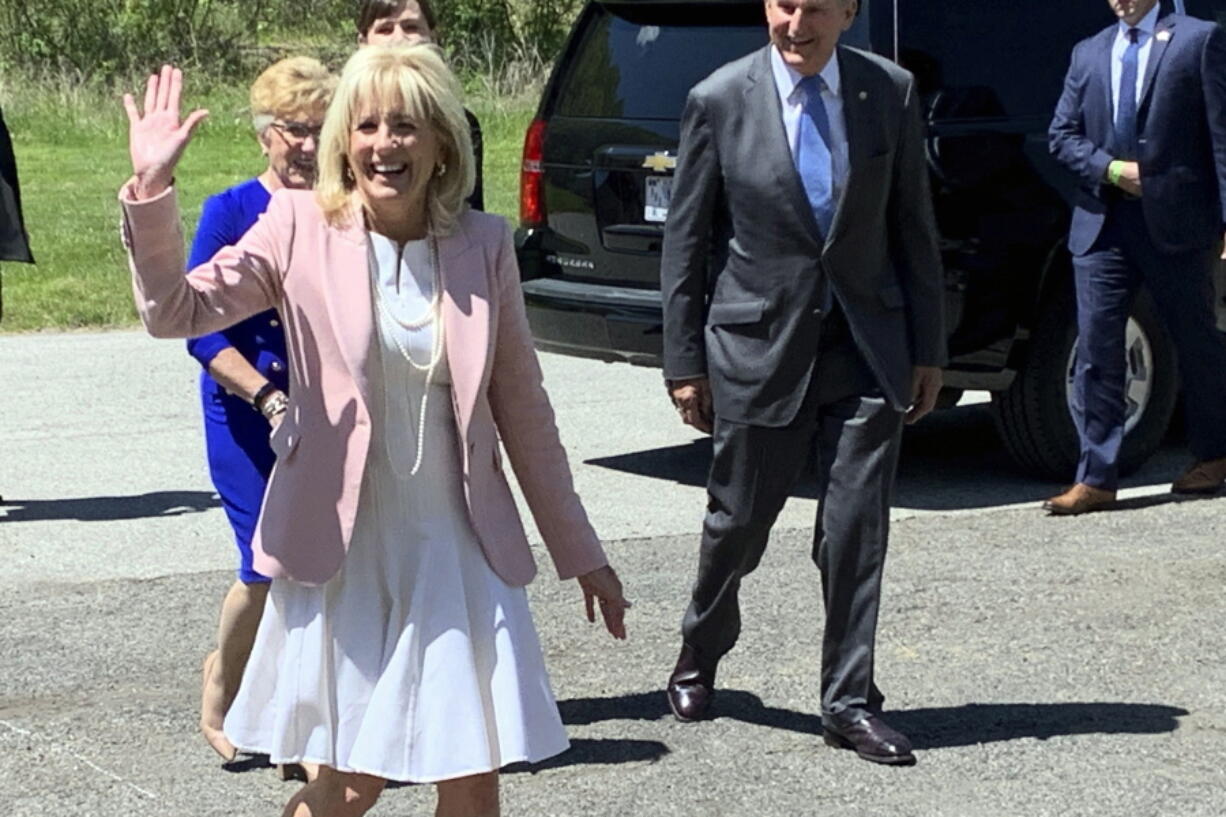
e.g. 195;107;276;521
520;277;1019;389
521;278;665;367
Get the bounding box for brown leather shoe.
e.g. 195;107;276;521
1042;483;1117;515
1171;457;1226;495
665;644;717;722
823;714;916;766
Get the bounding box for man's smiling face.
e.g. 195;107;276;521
765;0;858;76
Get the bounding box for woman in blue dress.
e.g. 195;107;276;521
190;56;336;762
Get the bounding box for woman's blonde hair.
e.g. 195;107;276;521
315;44;474;235
250;56;337;134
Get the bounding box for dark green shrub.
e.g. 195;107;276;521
0;0;584;84
0;0;265;80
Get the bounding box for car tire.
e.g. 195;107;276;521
990;281;1178;482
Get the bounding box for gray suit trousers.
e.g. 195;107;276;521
681;318;904;725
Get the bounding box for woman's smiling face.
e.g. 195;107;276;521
347;105;441;217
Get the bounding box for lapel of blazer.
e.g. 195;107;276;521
326;207;375;402
437;216;485;441
749;46;826;249
1139;15;1176;111
1091;26;1115;147
826;47;871;250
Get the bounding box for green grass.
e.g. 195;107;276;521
0;83;535;332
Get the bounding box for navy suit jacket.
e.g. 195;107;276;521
1050;13;1226;255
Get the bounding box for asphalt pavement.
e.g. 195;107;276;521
2;330;1224;816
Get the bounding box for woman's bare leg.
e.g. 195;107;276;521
436;771;499;817
282;767;386;817
201;580;269;759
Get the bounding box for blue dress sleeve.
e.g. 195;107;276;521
186;192;241;368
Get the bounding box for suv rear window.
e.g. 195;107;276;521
554;3;768;120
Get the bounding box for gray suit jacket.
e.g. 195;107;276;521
661;45;944;426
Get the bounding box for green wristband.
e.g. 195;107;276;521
1107;161;1124;187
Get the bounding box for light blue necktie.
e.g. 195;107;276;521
1115;27;1141;160
796;74;836;239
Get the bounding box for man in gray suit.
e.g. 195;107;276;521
661;0;945;765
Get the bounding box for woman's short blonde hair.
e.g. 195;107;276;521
250;56;337;134
315;44;474;235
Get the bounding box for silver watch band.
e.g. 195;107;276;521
259;391;289;420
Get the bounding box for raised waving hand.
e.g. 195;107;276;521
122;65;209;200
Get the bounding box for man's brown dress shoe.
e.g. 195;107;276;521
1042;483;1116;515
1171;457;1226;494
666;644;716;722
823;714;916;766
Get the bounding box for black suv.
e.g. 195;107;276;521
515;0;1226;480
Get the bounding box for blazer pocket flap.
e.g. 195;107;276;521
879;285;905;309
269;415;302;459
708;299;766;326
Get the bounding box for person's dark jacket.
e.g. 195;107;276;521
0;105;34;264
465;108;484;211
1050;13;1226;256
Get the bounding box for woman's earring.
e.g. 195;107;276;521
343;164;355;184
436;162;447;178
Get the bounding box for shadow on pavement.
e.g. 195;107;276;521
1106;491;1226;512
221;738;672;784
585;404;1198;511
558;691;1189;749
890;702;1191;749
0;490;219;522
506;738;671;773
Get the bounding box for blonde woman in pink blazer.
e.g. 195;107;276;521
121;46;628;817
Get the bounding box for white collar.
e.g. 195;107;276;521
1118;3;1161;39
770;44;842;103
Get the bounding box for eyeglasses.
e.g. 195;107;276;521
270;121;322;142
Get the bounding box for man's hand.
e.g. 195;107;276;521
906;366;942;425
1114;161;1142;198
668;377;714;434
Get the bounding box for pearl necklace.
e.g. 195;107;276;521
370;233;445;477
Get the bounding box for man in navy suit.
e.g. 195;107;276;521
1047;0;1226;514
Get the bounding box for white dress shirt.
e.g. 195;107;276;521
1111;3;1161;123
770;45;850;205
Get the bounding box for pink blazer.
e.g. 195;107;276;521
120;184;608;587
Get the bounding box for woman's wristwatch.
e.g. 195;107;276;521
251;383;288;420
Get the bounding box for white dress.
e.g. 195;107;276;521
223;232;570;783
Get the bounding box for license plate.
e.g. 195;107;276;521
644;175;673;223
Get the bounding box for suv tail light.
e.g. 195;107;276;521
520;119;547;228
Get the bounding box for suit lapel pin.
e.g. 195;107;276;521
1157;30;1171;42
858;91;868;101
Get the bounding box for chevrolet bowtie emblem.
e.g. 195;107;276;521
642;152;677;173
